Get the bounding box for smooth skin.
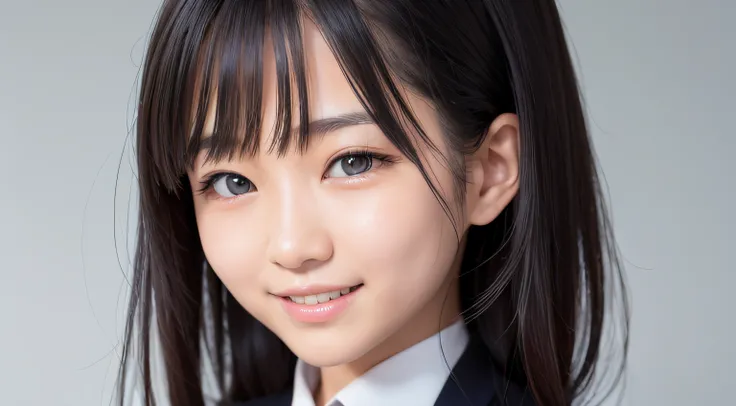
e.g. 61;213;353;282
188;20;519;405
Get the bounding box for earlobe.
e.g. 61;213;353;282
467;113;520;226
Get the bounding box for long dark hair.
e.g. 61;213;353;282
117;1;629;405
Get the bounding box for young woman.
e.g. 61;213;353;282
117;1;629;405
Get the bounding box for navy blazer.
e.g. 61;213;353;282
236;337;536;406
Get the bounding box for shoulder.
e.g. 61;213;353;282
485;353;536;406
224;390;292;406
488;377;536;406
438;336;536;406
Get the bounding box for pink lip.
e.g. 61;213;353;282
273;284;359;297
279;285;362;323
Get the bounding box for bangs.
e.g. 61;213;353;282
139;0;451;216
185;0;308;171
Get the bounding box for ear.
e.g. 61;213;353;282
466;113;520;226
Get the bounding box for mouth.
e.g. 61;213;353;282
281;284;363;305
277;283;364;323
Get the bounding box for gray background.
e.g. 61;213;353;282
1;1;733;405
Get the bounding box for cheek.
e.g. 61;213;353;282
194;202;266;293
333;168;459;297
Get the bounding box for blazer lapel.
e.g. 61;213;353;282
433;337;496;406
433;336;536;406
236;390;292;406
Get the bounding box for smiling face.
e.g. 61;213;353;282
186;20;516;372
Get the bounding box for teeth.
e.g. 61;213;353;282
288;287;359;305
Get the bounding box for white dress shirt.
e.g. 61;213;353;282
290;319;470;406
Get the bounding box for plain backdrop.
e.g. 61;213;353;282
1;1;733;405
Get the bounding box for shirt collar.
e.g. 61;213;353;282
291;319;470;406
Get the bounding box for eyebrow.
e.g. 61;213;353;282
198;111;374;151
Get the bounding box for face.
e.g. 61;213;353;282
188;22;471;368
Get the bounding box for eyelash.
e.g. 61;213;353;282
325;149;397;176
196;149;398;197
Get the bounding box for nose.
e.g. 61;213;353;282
266;187;333;270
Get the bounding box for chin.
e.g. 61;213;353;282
282;331;375;367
